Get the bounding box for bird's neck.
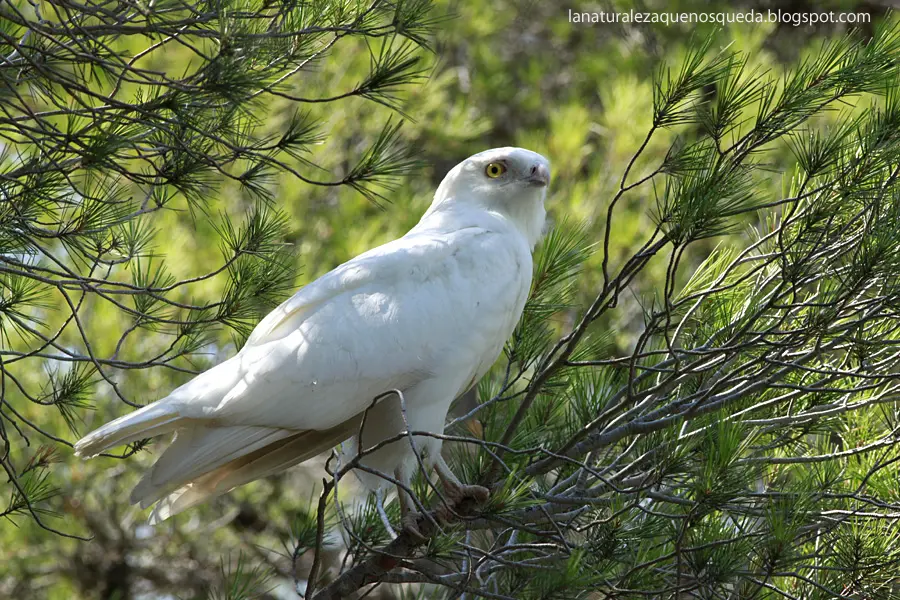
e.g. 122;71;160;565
495;197;546;249
419;196;546;249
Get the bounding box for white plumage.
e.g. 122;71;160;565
75;147;551;523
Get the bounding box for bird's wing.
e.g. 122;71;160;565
183;224;530;433
244;227;479;347
243;261;352;347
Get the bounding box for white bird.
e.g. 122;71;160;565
75;147;551;524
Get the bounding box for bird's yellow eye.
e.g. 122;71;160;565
485;162;506;178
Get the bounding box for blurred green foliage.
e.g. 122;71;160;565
2;0;895;598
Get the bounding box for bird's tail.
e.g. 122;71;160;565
141;420;359;523
74;402;184;458
75;356;244;458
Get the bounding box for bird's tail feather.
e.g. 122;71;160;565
130;425;294;508
75;356;244;459
74;403;184;458
145;419;360;523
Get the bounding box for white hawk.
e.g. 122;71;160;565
75;147;551;524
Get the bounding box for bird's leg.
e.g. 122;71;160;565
394;458;490;539
395;467;417;518
433;454;489;508
395;467;427;541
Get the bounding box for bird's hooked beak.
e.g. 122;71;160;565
524;162;550;187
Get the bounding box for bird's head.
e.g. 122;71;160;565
426;147;551;248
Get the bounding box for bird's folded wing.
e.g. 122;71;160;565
244;227;487;347
198;225;521;433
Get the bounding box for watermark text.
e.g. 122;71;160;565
568;9;871;27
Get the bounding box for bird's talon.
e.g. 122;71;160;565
465;484;490;505
444;483;490;509
400;512;427;542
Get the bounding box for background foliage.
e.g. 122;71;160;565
3;0;900;599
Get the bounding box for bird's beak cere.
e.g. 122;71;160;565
524;162;550;187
